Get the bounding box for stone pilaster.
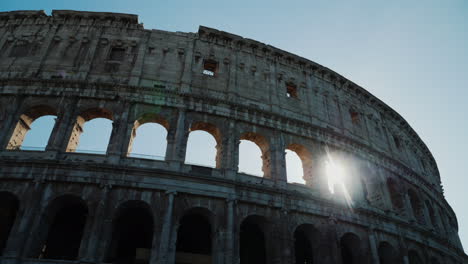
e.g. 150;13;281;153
157;190;176;264
165;109;188;168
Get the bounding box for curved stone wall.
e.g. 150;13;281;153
0;10;466;264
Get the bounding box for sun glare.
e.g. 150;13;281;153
325;151;354;207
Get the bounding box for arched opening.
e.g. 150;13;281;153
340;233;361;264
128;113;169;160
386;178;405;214
175;208;213;264
239;132;269;177
185;122;221;168
0;192;19;255
106;201;154;264
294;224;317;264
240;216;266;264
425;200;438;229
408;250;423;264
430;257;441;264
361;166;386;209
408;189;425;224
286;144;312;185
35;195;88;260
66;108;113;154
7;105;57;150
378;241;398;264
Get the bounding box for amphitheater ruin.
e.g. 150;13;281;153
0;9;466;264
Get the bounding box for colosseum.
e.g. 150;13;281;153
0;9;466;264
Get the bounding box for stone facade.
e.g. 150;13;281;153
0;9;466;264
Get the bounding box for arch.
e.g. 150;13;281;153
240;215;267;264
360;165;386;209
430;256;441;264
239;132;269;177
408;250;423;264
425;200;438;229
33;195;88;260
386;178;405;214
66;108;113;154
127;113;169;160
340;232;361;264
286;143;312;185
185;122;221;168
7;105;57;150
0;192;19;256
106;200;154;264
293;224;318;264
378;241;398;264
408;189;425;224
175;207;214;263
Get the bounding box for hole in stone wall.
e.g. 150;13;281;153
74;118;113;154
286;83;298;98
408;250;423;264
185;130;217;168
294;224;316;264
175;212;212;263
39;199;88;260
202;60;217;76
349;110;360;124
20;115;56;151
107;203;153;264
285;149;305;184
0;192;19;256
408;189;425;225
378;241;397;264
128;123;167;160
238;140;263;177
240;217;266;264
393;135;401;150
340;233;361;264
109;47;126;61
386;178;405;214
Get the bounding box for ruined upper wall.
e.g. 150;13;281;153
0;10;441;191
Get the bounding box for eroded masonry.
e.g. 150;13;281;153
0;9;466;264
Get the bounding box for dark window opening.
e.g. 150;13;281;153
340;233;360;264
378;242;397;264
203;60;217;76
294;229;313;264
9;44;31;57
0;193;18;256
349;110;360;124
39;203;87;260
286;83;298;98
106;206;153;264
393;135;401;149
109;47;126;61
175;213;212;263
240;219;266;264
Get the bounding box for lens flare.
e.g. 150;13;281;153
325;148;354;208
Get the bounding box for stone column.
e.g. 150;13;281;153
165;109;188;168
157;191;176;264
224;198;236;264
128;34;149;86
368;229;380;264
268;132;287;183
0;96;23;150
309;142;331;198
45;97;78;152
79;184;112;263
220;120;239;178
107;102;131;163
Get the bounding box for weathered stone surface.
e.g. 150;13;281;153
0;9;466;264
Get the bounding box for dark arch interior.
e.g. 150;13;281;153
175;213;212;264
408;250;422;264
107;206;153;264
294;227;314;264
340;233;360;264
40;201;88;260
378;242;397;264
240;218;266;264
0;193;18;255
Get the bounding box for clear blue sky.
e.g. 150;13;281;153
3;0;468;252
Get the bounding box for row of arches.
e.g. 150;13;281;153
3;106;456;234
0;190;448;264
6;106;311;184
